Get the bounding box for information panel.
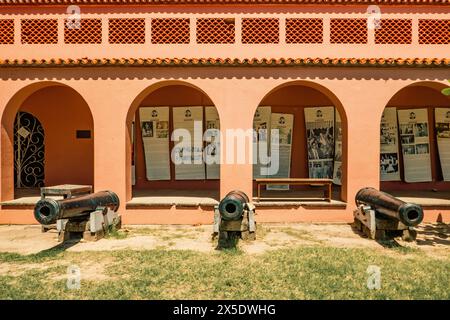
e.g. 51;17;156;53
332;111;343;185
435;108;450;181
305;107;335;179
139;107;171;180
267;113;294;190
253;106;272;179
205;106;220;180
380;107;401;181
173;106;205;180
397;109;432;182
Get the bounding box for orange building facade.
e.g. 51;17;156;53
0;1;449;225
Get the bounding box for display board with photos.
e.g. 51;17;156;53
205;106;220;180
304;107;335;179
435;108;450;181
380;107;401;181
139;107;171;180
266;113;294;190
332;111;343;185
397;108;432;182
253;106;272;179
172;106;206;180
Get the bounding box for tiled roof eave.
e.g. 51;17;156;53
0;0;448;5
0;58;449;68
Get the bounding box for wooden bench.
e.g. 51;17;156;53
255;178;333;202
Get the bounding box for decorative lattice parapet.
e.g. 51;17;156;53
419;19;449;44
64;19;102;44
286;18;323;44
330;19;367;44
242;18;279;44
0;19;14;44
375;19;412;44
151;18;190;44
109;18;145;44
196;18;235;44
21;19;58;44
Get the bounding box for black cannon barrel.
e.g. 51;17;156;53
355;187;423;227
34;190;120;225
218;190;250;221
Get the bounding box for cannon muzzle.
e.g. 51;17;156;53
34;190;120;225
218;190;250;221
355;187;423;227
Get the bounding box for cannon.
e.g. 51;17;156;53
213;190;256;248
354;187;423;241
218;190;250;221
34;190;121;242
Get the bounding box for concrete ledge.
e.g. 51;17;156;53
254;200;347;208
126;197;219;209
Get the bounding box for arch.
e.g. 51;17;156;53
379;80;450;196
125;80;221;203
1;81;94;201
253;80;349;202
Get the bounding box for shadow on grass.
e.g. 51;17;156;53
0;238;80;263
34;238;80;257
350;222;417;252
415;223;449;247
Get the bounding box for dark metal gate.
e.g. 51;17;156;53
14;111;45;188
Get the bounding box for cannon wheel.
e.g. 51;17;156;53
402;229;417;242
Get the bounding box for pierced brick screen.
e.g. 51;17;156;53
64;19;102;44
21;19;58;44
375;19;412;44
109;18;145;44
196;18;235;44
151;18;190;44
286;18;323;44
0;19;14;44
242;18;279;44
330;19;367;44
419;19;449;44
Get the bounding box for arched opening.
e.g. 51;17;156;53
1;83;94;202
252;82;347;203
379;81;450;205
126;83;220;207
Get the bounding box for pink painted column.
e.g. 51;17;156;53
337;83;393;205
78;83;132;207
215;82;260;199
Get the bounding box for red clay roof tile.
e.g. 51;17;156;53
0;0;448;5
0;57;448;67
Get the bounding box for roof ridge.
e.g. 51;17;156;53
0;0;448;5
0;57;449;67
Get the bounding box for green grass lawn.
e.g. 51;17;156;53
0;245;448;300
